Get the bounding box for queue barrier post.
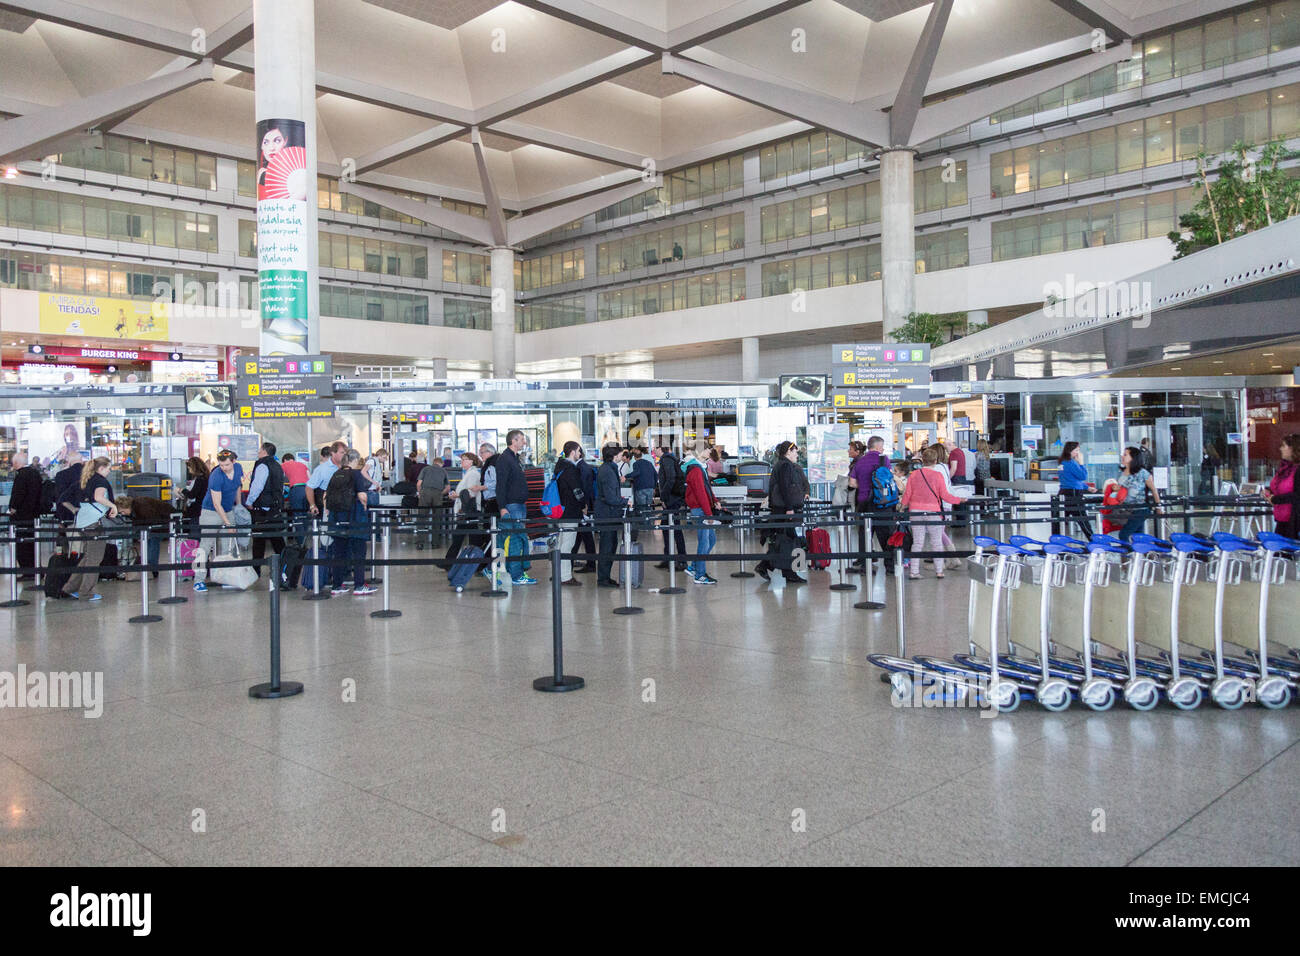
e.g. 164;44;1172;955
534;543;585;693
829;509;856;592
250;553;304;699
613;516;643;615
855;515;886;611
731;505;755;578
482;514;507;598
370;520;401;619
661;510;684;595
128;528;163;623
303;516;330;601
25;517;47;593
1;538;30;608
158;514;187;605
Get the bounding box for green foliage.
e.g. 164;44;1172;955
1169;141;1300;258
889;311;983;348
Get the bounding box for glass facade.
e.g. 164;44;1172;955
518;296;586;332
444;297;492;330
0;250;217;300
760;182;880;242
991;188;1199;260
597;212;743;274
597;267;746;320
759;131;871;181
441;250;492;287
991;81;1300;197
518;248;584;289
0;184;218;252
762;245;879;295
51;134;218;189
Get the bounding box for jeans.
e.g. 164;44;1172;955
1118;508;1151;543
1057;488;1093;541
500;502;529;580
329;518;367;588
688;507;715;577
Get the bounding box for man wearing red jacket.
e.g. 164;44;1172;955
683;453;718;585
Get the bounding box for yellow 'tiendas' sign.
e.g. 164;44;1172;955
39;294;170;341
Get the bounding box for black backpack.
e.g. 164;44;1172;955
659;454;686;501
325;468;356;514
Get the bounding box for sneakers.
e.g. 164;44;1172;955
331;585;351;595
480;568;493;580
597;579;619;588
692;573;717;585
353;585;378;596
511;576;538;586
755;562;771;582
87;593;103;603
193;582;207;593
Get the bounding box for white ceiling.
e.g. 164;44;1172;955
0;0;1257;209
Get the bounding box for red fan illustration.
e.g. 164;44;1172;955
259;144;308;201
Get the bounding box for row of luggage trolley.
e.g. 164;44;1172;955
869;529;1300;712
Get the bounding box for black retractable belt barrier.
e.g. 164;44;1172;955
660;510;684;596
158;514;187;605
855;515;887;611
829;506;857;592
370;519;401;619
250;553;304;699
534;543;584;693
482;514;507;598
303;516;330;602
1;538;29;608
612;517;643;616
128;528;163;623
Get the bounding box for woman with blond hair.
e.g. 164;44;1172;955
61;457;117;601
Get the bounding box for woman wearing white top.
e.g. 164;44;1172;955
362;450;385;506
443;452;485;568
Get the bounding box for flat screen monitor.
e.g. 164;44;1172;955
184;384;232;414
779;374;828;404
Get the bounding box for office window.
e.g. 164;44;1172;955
1238;8;1269;59
1145;114;1175;166
1143;34;1173;82
1173;26;1204;76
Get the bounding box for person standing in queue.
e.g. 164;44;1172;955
60;457;117;602
53;451;84;544
655;443;688;572
247;442;286;585
628;445;656;544
1262;434;1300;539
306;442;345;520
594;444;625;588
756;441;807;584
7;452;43;578
1055;441;1094;541
1114;446;1161;542
553;441;586;587
416;453;449;551
496;429;536;586
194;449;244;593
682;449;719;585
847;436;886;572
324;449;377;596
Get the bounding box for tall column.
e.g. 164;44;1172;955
254;0;319;355
880;149;916;341
489;246;516;379
431;357;447;379
741;336;760;383
581;355;596;379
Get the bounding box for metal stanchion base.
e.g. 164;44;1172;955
369;609;402;619
249;680;304;699
612;605;644;615
854;599;886;610
481;587;508;598
730;570;755;579
129;613;163;623
23;583;44;592
533;675;585;692
158;596;188;605
1;599;31;608
830;581;857;591
659;586;685;595
303;590;330;601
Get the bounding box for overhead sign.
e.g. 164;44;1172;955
236;354;334;420
39;294;169;341
831;343;932;409
394;412;446;424
832;387;931;409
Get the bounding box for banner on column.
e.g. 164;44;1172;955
256;117;310;356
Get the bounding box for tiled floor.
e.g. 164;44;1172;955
3;534;1299;866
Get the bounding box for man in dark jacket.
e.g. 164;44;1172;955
757;440;807;584
655;445;688;571
52;452;83;551
553;441;586;586
496;429;535;585
568;449;598;572
247;442;286;584
8;452;43;577
594;443;625;587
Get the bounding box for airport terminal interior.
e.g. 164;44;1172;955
2;0;1300;868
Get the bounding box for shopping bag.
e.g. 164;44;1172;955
208;541;258;591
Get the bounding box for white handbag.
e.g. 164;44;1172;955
207;541;258;591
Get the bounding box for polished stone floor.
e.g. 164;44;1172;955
3;531;1299;867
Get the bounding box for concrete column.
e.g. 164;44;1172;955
254;0;319;355
581;355;596;379
741;336;760;383
489;245;516;378
880;149;916;340
966;217;992;267
431;357;447;379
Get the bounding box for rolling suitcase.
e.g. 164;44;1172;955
44;551;81;599
806;527;831;570
617;539;644;588
448;545;484;592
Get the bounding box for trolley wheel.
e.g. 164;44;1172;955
1123;678;1159;711
1210;676;1250;710
1167;678;1203;711
1080;678;1116;712
988;678;1020;713
888;671;914;704
1256;676;1292;710
1036;679;1071;712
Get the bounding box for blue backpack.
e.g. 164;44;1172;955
871;464;900;508
540;476;563;518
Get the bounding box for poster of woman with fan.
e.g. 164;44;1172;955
256;118;310;354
